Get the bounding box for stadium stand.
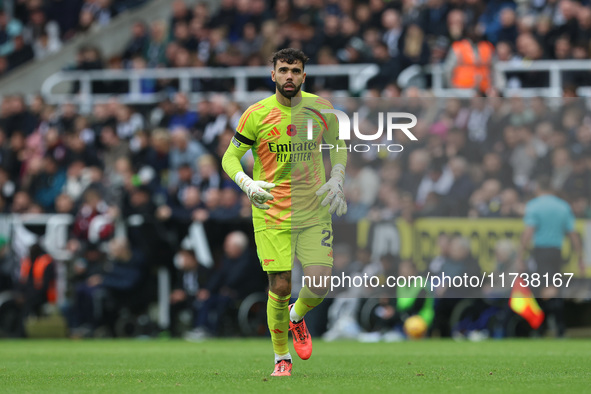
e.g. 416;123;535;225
1;0;591;339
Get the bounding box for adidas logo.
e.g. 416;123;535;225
267;127;281;137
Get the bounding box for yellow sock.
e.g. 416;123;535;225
267;291;290;356
293;286;327;320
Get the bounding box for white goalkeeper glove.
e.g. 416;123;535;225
316;164;347;216
235;171;275;210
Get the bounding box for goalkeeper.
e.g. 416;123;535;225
222;48;347;377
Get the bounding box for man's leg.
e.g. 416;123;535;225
287;264;331;360
267;271;292;372
287;223;334;359
255;229;294;375
291;223;334;326
291;265;331;323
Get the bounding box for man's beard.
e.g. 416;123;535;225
276;81;302;98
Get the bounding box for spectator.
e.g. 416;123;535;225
84;237;147;334
15;243;56;336
95;0;117;27
46;0;83;40
115;105;144;140
445;27;495;92
28;155;67;211
432;236;480;336
194;154;220;195
185;231;261;340
141;129;170;182
509;125;547;189
470;178;502;217
100;124;130;176
55;193;75;214
169;0;193;33
399;149;430;199
168;127;207;189
4;95;36;136
416;157;453;207
497;188;524;218
63;159;94;201
24;8;62;59
123;20;149;62
399;24;430;71
71;187;113;244
497;7;518;45
0;9;23;56
482;151;514;189
550;147;572;190
446;156;475;216
237;22;263;58
169;248;209;337
144;20;168;67
368;41;400;87
70;243;105;336
77;8;97;35
563;152;589;198
484;239;518;338
381;9;403;58
169;93;198;130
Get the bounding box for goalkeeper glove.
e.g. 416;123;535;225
316;164;347;216
235;171;275;210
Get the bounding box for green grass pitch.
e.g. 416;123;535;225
1;339;590;393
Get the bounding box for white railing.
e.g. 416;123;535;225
40;64;380;111
37;60;591;108
397;59;591;97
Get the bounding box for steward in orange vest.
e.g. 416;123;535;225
18;243;56;312
450;38;495;92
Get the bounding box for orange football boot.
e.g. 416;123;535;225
289;304;313;360
271;359;292;376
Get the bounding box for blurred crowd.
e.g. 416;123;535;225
1;87;590;338
339;91;591;222
0;88;273;337
39;0;591;92
0;0;147;77
2;0;591;339
6;1;591;88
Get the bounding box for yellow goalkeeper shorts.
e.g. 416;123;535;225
254;223;334;272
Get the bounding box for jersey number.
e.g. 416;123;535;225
321;230;332;247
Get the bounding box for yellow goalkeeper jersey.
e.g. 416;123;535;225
226;92;345;231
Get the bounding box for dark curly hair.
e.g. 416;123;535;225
271;48;309;69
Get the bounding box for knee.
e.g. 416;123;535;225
269;271;292;297
308;283;329;297
270;281;291;297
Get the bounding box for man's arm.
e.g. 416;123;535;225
568;231;585;276
222;133;275;210
517;226;534;272
322;111;347;169
316;110;347;216
564;204;585;276
221;134;251;182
